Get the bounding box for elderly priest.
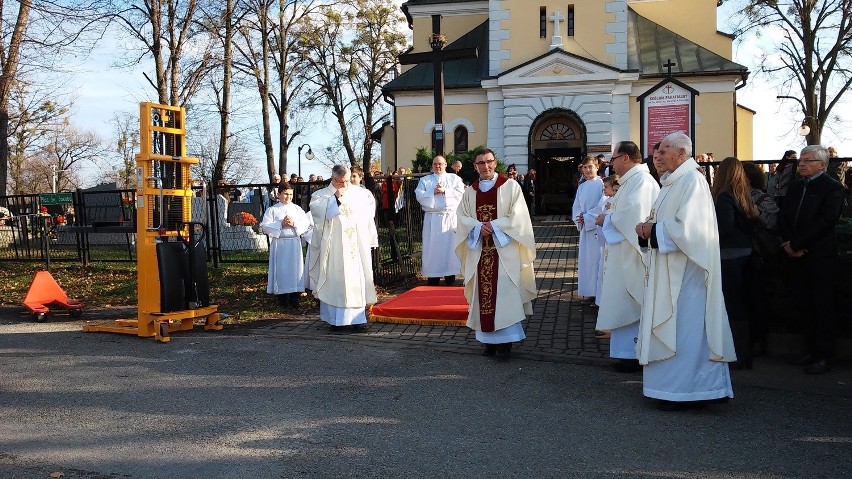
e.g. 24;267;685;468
635;132;736;410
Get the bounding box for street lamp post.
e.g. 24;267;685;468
297;143;314;178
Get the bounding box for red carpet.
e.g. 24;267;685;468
370;286;469;326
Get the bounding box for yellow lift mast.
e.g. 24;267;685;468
83;102;223;342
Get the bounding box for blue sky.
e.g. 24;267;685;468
68;1;850;185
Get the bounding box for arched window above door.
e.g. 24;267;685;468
539;122;577;141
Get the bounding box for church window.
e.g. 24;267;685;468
454;126;468;153
567;5;575;37
540;122;576;141
540;7;546;38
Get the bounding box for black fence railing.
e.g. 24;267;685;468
0;175;425;287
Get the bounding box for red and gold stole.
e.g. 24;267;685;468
472;175;507;332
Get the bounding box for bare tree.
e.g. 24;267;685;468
297;0;405;174
38;125;105;192
113;0;215;106
233;0;277;181
188;124;260;184
197;0;242;186
0;0;110;194
104;112;140;190
7;78;70;194
722;0;852;144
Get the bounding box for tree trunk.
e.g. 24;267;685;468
0;0;33;194
213;0;234;186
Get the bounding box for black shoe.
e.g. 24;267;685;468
328;325;346;333
482;344;497;357
277;294;288;306
612;359;642;373
444;275;457;286
788;353;815;366
804;359;831;375
351;324;367;333
495;343;513;360
426;278;440;286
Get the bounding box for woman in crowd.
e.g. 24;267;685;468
712;157;758;370
742;161;780;358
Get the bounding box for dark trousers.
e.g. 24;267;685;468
721;256;751;365
744;256;775;350
789;255;837;360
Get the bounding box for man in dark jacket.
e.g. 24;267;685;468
779;145;846;375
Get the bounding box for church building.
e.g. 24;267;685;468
378;0;753;213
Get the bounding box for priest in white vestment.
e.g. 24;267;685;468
309;165;379;332
456;149;537;360
595;141;660;372
571;157;604;299
635;132;736;409
261;184;311;307
414;155;465;286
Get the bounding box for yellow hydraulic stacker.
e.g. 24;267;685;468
83;102;223;342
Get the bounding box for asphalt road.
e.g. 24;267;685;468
1;318;850;479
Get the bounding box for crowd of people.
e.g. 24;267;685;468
253;134;845;411
569;133;846;410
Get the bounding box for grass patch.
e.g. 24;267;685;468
1;260;421;323
0;260;275;321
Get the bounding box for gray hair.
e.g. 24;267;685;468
663;131;693;158
331;164;350;178
800;145;829;164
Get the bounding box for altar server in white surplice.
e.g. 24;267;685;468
571;156;604;299
260;183;310;307
592;174;620;307
309;164;379;332
456;149;537;361
635;132;736;410
415;155;466;286
595;141;660;373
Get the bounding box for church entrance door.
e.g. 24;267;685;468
528;111;586;215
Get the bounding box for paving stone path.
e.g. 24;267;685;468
257;216;613;364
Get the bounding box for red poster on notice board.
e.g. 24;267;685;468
640;80;695;157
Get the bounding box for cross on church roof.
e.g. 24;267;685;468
549;10;565;48
664;59;676;77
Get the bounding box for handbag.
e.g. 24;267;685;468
748;218;783;258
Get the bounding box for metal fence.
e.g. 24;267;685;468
0;175;424;287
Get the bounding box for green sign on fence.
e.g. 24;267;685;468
39;193;73;205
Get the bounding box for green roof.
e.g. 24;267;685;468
385;8;748;94
383;20;488;93
628;8;748;79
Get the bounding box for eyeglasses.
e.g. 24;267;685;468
474;159;496;166
798;159;822;164
611;153;627;161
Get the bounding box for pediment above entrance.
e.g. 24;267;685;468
497;49;632;87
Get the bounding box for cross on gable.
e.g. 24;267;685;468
664;59;677;77
549;10;564;31
398;15;478;155
549;10;565;48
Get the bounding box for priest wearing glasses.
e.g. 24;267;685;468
455;149;537;360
